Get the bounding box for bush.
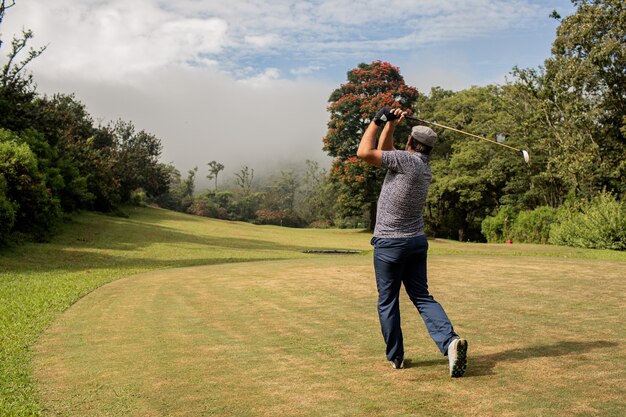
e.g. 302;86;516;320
309;219;333;228
0;131;61;241
254;209;305;227
0;177;17;244
481;206;518;243
511;206;558;244
549;192;626;250
130;189;148;206
187;197;220;218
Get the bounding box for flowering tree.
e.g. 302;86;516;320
323;61;419;228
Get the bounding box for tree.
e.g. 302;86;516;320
1;28;46;90
110;120;168;201
26;94;97;211
0;129;61;241
257;170;303;226
206;160;224;191
0;1;15;38
498;76;568;209
1;0;46;93
323;61;419;228
235;165;254;194
417;85;526;241
542;0;625;196
296;159;338;226
0;1;45;135
183;166;198;199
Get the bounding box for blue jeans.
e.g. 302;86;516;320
371;235;458;360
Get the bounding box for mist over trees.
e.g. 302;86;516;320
164;160;338;228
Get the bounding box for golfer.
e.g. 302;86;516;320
356;106;468;377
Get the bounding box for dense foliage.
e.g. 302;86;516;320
173;160;338;228
550;192;626;250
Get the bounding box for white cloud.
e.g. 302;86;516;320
290;65;323;76
239;68;281;87
1;0;228;80
244;34;281;48
1;0;555;81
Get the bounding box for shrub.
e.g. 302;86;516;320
511;206;558;244
254;209;305;227
549;192;626;250
309;219;333;228
187;197;220;218
0;131;61;241
130;189;148;206
0;177;17;244
481;206;518;243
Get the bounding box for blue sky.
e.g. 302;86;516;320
0;0;575;185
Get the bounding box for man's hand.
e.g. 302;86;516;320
373;106;411;126
359;107;412;167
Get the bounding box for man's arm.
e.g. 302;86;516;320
357;108;407;166
357;121;383;166
378;121;396;151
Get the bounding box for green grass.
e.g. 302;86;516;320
0;207;371;416
1;206;625;416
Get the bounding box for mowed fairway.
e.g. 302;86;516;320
34;238;625;415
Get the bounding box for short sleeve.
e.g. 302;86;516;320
382;150;420;173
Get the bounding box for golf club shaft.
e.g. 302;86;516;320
404;116;522;153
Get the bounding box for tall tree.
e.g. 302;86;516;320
323;61;419;228
111;120;168;201
417;86;523;241
183;167;198;199
297;159;338;225
235;165;254;195
206;160;224;191
542;0;625;196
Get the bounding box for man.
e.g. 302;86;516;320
356;106;468;378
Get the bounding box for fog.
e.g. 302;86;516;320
34;68;335;190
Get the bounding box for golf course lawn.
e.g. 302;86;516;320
1;207;625;416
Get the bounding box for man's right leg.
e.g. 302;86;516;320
372;238;406;363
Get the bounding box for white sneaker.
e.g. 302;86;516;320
448;338;468;378
390;357;404;369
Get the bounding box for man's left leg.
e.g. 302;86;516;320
401;236;459;355
402;236;468;377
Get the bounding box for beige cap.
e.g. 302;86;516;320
411;126;437;147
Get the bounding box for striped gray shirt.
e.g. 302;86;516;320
373;151;432;238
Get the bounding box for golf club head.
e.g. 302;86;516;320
521;150;530;163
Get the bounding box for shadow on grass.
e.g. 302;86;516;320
467;340;617;377
405;340;616;376
0;217;338;273
61;218;309;252
0;245;302;273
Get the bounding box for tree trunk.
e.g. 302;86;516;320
369;202;377;231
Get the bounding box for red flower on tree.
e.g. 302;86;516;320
322;61;419;228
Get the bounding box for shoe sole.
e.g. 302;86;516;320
451;339;468;378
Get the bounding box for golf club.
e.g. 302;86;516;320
404;116;530;163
